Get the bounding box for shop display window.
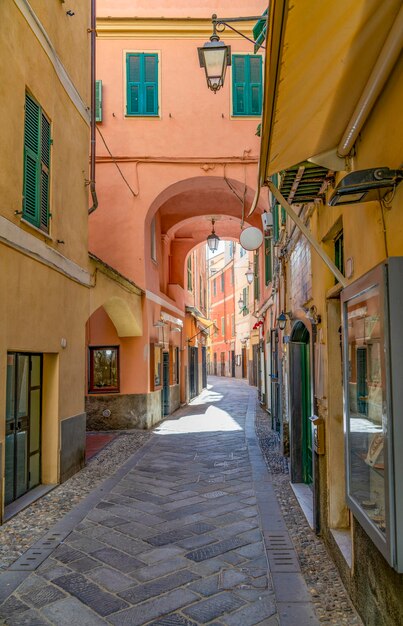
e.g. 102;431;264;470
89;346;119;393
342;259;403;571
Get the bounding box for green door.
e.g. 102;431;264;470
300;343;312;484
5;353;42;506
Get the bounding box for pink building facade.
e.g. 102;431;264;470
86;0;267;428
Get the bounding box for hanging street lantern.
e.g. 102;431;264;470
198;15;231;93
277;311;287;331
238;294;244;311
245;264;254;284
207;218;220;253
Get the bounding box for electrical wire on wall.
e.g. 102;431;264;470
223;162;247;228
96;126;139;198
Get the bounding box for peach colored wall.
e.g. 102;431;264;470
89;3;267;398
98;1;267;19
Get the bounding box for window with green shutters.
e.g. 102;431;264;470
232;54;262;116
253;252;260;301
265;237;272;286
95;80;102;122
242;286;249;316
126;53;159;116
187;256;193;292
23;93;51;232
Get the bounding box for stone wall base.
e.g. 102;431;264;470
169;384;180;414
60;413;86;482
86;391;162;431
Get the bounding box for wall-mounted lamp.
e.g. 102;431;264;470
306;305;321;325
197;15;231;93
238;294;244;311
277;311;291;331
207;218;220;253
198;13;265;93
245;264;254;284
329;167;403;206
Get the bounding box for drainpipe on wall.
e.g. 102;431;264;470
88;0;98;214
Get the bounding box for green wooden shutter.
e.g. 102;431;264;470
143;54;158;115
127;54;141;114
127;53;158;116
232;55;246;115
265;236;272;286
233;55;262;116
249;56;262;115
254;252;260;300
23;95;40;224
95;80;102;122
23;95;50;232
40;113;50;231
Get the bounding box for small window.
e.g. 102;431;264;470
265;236;272;286
232;54;262;116
254;252;260;300
221;273;225;292
213;278;217;296
95;80;102;122
221;316;225;337
240;246;246;257
126;53;159;116
23;93;51;232
199;276;203;307
230;266;234;285
231;314;235;337
151;217;157;261
89;347;119;393
242;286;249;316
334;230;344;281
187;256;193;291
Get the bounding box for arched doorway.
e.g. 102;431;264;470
290;321;312;485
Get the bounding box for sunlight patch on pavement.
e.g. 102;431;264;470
154;405;243;435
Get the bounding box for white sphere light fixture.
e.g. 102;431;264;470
239;227;263;251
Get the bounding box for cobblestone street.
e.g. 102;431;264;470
0;378;361;625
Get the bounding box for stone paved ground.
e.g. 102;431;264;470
0;378;361;625
255;404;362;625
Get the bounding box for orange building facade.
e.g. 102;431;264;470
86;0;267;428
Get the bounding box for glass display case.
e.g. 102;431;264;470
341;258;403;571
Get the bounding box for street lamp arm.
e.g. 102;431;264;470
212;15;266;49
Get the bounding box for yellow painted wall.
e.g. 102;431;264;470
0;0;91;507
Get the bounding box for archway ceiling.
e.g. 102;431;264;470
158;177;265;236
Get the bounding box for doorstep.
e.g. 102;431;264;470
4;484;57;523
290;482;314;529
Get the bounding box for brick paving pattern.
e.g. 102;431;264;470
0;377;362;625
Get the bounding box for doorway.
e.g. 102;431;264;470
213;352;217;375
241;347;247;378
5;353;42;506
189;347;198;399
220;352;225;376
231;350;235;377
162;351;170;416
201;347;207;388
290;323;312;485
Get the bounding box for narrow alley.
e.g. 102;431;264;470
0;378;361;626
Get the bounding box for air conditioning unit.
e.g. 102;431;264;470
261;211;273;233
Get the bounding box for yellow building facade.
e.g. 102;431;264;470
255;1;403;622
0;0;92;520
